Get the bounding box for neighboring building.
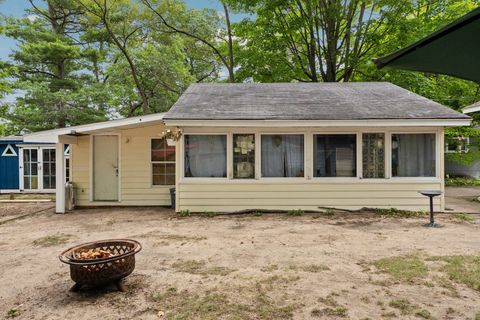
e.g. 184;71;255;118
444;101;480;178
24;82;471;213
0;135;70;193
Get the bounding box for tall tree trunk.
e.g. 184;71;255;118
222;2;235;83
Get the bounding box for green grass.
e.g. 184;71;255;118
311;307;348;318
451;213;476;223
5;308;20;318
445;177;480;186
289;264;330;273
171;260;236;276
415;309;433;319
373;255;428;282
287;209;304;216
373;208;427;218
428;255;480;291
32;233;71;247
178;209;191;217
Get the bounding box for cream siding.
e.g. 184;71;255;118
175;126;445;213
71;124;173;206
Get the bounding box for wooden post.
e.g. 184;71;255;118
56;142;65;214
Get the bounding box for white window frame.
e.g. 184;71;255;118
182;133;230;180
18;146;57;192
259;133;306;180
151;137;176;187
311;132;359;181
390;131;439;179
445;136;470;154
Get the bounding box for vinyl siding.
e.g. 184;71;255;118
71;124;172;206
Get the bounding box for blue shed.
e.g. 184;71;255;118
0;136;22;191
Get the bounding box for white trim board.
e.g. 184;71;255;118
1;144;17;157
164;119;471;128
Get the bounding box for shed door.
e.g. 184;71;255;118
93;135;119;201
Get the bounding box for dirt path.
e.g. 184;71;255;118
0;207;479;319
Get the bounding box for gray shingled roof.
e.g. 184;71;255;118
164;82;469;121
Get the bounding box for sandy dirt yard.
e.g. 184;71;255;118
0;205;479;320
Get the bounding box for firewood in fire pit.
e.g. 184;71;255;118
75;248;115;260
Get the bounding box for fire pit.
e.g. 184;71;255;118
59;239;142;292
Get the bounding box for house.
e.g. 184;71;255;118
24;82;471;213
0;135;69;193
444;101;480;178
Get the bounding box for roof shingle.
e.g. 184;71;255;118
164;82;469;121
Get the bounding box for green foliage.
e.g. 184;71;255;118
445;177;480;186
178;209;190;217
373;208;426;218
451;213;476;223
429;255;480;291
287;209;304;216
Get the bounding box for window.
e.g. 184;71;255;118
42;148;56;189
362;133;385;178
23;148;38;189
184;135;226;178
392;134;436;177
445;137;469;153
233;134;255;179
314;134;356;177
151;138;176;185
261;134;304;177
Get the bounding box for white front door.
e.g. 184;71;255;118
93;135;119;201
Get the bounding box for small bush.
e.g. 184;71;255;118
178;209;190;217
287;209;304;216
445;177;480;186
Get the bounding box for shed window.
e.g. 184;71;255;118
261;134;304;177
445;137;469;153
151;138;176;185
392;134;436;177
184;135;227;178
314;134;356;177
233;134;255;179
362;133;385;178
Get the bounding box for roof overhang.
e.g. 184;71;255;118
462;102;480;114
164;118;471;128
23;113;166;143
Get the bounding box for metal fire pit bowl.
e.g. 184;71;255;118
59;239;142;292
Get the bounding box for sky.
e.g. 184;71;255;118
0;0;246;61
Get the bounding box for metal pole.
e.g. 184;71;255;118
429;196;434;225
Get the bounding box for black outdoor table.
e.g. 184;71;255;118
418;190;443;227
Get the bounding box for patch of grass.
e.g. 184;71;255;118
314;307;348;317
451;213;476;223
253;211;263;216
157;234;206;242
373;208;426;218
388;299;416;315
5;308;20;318
287;209;304;216
151;278;297;320
32;233;71;247
372;255;428;282
205;211;217;218
289;264;330;273
172;260;235;276
178;209;191;217
433;276;459;297
381;311;397;318
318;293;339;307
415;309;433;319
360;296;371;304
320;209;335;216
260;264;278;272
445;177;480;186
429;255;480;291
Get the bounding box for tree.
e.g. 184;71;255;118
0;0;110;133
142;0;237;82
234;0;407;82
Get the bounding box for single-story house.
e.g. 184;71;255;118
0;135;70;193
24;82;471;213
444;101;480;178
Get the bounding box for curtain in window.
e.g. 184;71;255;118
261;135;304;177
184;135;227;177
392;134;435;177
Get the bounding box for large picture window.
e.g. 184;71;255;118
233;134;255;179
261;134;304;177
392;134;436;177
362;133;385;178
314;134;356;177
184;135;227;178
151;138;176;185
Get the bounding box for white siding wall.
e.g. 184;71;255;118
176;126;445;212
